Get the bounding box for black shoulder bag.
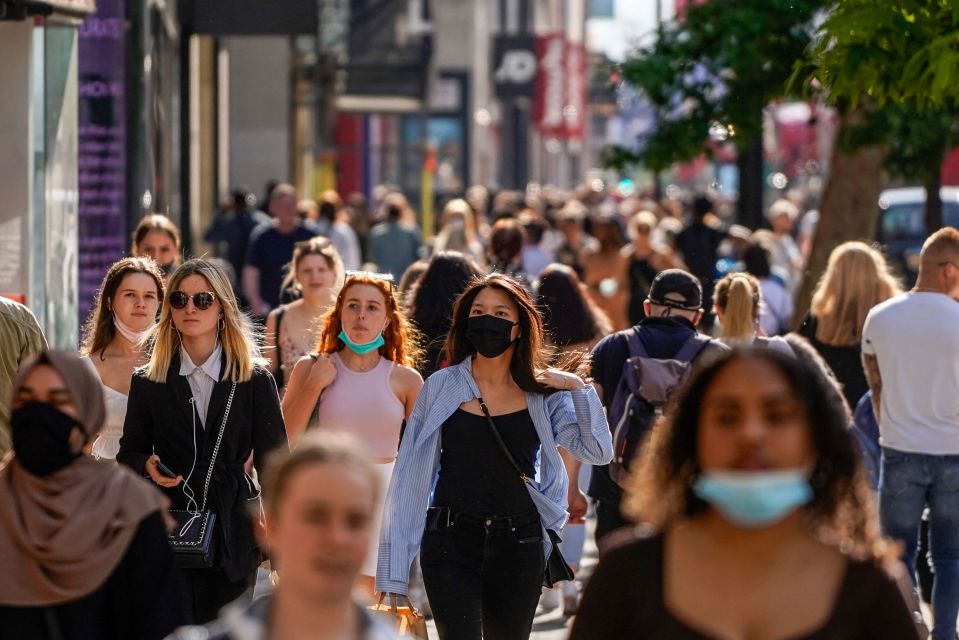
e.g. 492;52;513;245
168;382;236;568
477;397;575;588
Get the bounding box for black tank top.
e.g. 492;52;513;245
432;408;540;517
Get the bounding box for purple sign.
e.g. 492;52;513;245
77;0;127;329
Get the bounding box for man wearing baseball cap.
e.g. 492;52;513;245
584;269;728;544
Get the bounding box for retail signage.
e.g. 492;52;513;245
77;0;126;326
534;34;587;140
492;35;537;98
534;33;566;137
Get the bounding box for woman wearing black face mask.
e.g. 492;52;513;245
0;350;183;639
375;274;613;640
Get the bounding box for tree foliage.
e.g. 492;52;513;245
801;0;959;228
801;0;959;109
609;0;823;172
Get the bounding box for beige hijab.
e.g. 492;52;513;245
0;350;170;606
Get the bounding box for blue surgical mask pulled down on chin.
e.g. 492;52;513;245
693;469;813;528
338;329;385;355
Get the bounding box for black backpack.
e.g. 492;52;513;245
607;330;714;487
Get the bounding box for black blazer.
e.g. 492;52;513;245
117;356;288;581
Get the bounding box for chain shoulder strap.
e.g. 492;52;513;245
199;382;237;511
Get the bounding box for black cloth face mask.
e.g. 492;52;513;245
11;402;83;477
466;314;518;358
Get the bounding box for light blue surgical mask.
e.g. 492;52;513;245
693;469;813;528
338;329;385;355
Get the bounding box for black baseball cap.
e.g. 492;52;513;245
647;269;703;310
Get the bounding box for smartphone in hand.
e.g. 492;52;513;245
155;460;177;478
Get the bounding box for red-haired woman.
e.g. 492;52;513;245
375;274;612;640
282;272;424;591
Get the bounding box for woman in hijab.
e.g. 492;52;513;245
0;349;183;639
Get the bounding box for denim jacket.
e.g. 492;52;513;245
374;357;612;595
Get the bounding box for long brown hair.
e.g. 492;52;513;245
625;348;886;561
315;274;422;368
810;242;901;346
81;257;165;357
444;274;569;393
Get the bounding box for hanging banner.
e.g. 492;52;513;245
564;41;587;141
534;33;566;137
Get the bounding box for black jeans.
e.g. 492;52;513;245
420;510;545;640
178;567;252;624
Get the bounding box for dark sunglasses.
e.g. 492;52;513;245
169;291;217;310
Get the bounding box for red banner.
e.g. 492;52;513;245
534;33;566;137
534;35;587;141
564;42;586;141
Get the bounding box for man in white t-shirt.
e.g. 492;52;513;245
862;226;959;640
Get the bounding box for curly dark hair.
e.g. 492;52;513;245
624;347;885;561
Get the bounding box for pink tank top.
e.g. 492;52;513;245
309;352;406;461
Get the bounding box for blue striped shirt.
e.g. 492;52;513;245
374;357;612;595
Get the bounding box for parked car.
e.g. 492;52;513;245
876;187;959;284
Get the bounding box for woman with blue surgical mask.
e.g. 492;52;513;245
282;272;424;594
571;347;922;639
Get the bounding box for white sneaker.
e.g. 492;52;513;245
539;586;560;611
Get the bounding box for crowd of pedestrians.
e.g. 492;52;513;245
0;177;955;639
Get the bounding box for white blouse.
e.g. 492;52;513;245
81;356;129;461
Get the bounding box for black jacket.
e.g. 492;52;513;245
0;512;183;640
118;357;288;581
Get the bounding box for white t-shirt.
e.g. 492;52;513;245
862;291;959;454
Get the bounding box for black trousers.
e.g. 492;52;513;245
421;511;545;640
178;567;252;624
594;499;630;547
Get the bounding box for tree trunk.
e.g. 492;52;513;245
792;114;888;327
924;170;943;233
737;130;764;230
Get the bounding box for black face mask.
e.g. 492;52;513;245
465;314;517;359
11;402;83;477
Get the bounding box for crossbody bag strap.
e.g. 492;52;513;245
477;396;530;485
274;308;285;386
199;382;237;511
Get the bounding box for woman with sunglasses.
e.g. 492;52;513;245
283;272;424;594
375;274;612;640
79;257;164;460
117;259;288;624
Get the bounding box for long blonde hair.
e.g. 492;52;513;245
714;273;760;343
811;242;902;346
279;236;345;295
144;258;266;382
